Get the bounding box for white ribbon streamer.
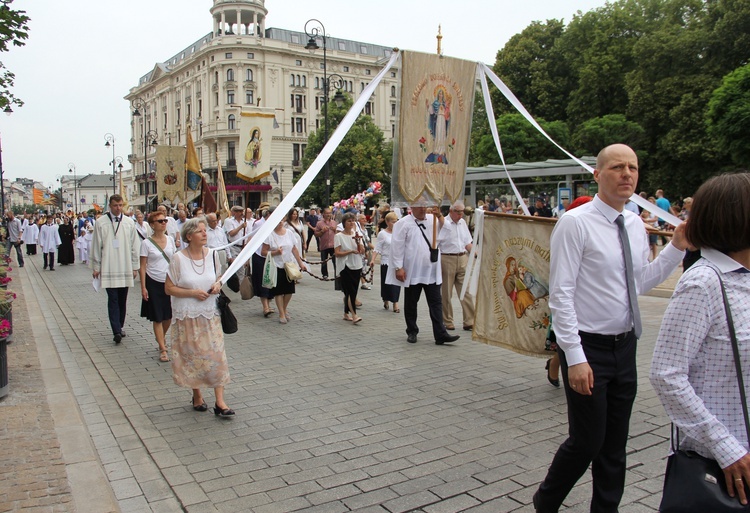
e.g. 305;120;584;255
460;208;484;299
221;50;401;283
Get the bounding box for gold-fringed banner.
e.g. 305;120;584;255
238;108;276;182
155;145;187;203
393;51;476;206
474;213;555;357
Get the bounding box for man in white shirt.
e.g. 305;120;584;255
387;205;460;345
206;213;230;272
438;202;474;331
224;206;249;283
533;144;689;513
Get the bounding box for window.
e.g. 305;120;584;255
364;102;372;116
215;92;219;105
392;124;396;138
247;52;254;59
211;55;214;62
227;91;235;104
291;117;295;133
391;103;396;116
226;68;234;81
320;63;325;70
391;72;397;78
177;129;181;144
294;94;303;112
301;76;306;87
360;45;368;54
228;114;236;129
225;52;232;59
291;35;300;44
343;66;349;72
295;74;301;86
290;74;295;86
296;118;303;133
177;108;181;125
227;141;236;161
365;69;371;75
198;99;202;117
163;113;167;129
245;90;254;104
315;77;320;89
245;68;253;81
338;42;346;51
214;71;219;84
315;97;320;110
295;59;302;66
391;85;396;97
293;143;306;164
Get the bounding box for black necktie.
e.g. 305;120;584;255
615;215;642;338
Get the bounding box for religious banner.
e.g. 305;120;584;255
155;145;186;203
473;213;555;357
238;107;275;182
392;51;476;206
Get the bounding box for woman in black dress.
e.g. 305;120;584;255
57;216;76;265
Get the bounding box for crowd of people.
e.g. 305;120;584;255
4;144;748;510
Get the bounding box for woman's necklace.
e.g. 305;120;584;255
186;246;206;275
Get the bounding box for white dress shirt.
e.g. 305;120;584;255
386;214;442;287
650;252;749;468
550;195;684;365
437;216;472;254
206;225;230;261
374;230;393;267
223;216;245;243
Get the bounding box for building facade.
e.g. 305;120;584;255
125;0;399;212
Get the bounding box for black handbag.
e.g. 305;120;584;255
659;268;750;513
226;272;240;293
217;290;238;334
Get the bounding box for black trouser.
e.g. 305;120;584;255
27;244;37;255
42;252;54;269
404;283;449;341
306;228;318;251
320;248;335;278
340;266;360;315
106;287;129;336
5;240;23;266
535;330;637;513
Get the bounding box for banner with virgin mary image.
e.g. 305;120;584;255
238;107;276;182
392;51;477;206
155;145;187;203
473;213;555;357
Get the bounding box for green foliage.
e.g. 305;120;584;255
488;0;748;197
297;94;391;208
472;113;570;167
0;1;30;109
706;64;750;168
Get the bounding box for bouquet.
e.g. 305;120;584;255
0;319;11;339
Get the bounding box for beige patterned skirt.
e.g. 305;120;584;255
170;315;230;388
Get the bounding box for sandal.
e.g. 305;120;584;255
352;317;363;325
343;315;353;321
159;349;170;362
383;301;390;310
393;308;400;313
263;309;274;317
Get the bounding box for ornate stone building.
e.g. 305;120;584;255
125;0;399;211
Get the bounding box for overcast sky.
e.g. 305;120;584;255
0;0;609;189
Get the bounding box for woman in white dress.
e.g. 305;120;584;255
371;212;400;312
284;209;306;257
165;217;234;417
261;219;307;324
134;210;152;242
334;213;365;324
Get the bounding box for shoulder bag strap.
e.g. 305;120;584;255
148;237;170;263
674;266;750;451
414;218;433;250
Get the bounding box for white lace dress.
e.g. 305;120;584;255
167;249;230;388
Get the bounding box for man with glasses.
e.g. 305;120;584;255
438;201;475;331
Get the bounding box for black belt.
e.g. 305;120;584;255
579;329;634;343
442;252;466;256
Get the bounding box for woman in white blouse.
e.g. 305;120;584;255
334;213;364;324
139;211;176;362
134;210;152;241
261;219;307;324
650;173;750;505
284;208;306;258
372;212;400;313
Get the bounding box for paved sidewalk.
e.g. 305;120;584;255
1;251;681;512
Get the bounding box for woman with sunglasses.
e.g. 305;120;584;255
140;211;176;362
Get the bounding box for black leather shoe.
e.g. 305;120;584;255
120;331;126;338
463;325;473;331
192;400;208;412
435;334;459;345
113;333;122;344
214;405;235;417
407;333;417;344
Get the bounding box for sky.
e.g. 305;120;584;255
0;0;610;190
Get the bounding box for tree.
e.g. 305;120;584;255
471;113;570;167
298;94;391;207
0;1;31;109
571;114;647;157
706;64;750;168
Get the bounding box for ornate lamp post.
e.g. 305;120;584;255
68;163;77;212
131;98;159;211
104;133;117;195
304;19;346;208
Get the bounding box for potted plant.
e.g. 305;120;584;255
0;290;15;336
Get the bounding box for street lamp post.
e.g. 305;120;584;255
1;105;13;215
68;163;77;212
104;133;116;195
305;19;346;208
131;98;158;212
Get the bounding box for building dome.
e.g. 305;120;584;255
210;0;268;37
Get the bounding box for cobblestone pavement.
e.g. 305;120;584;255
2;250;684;513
